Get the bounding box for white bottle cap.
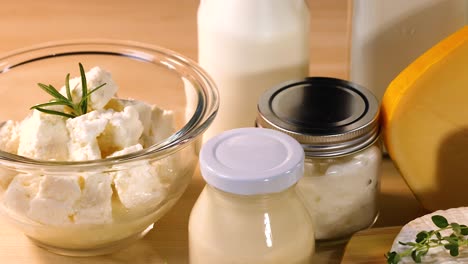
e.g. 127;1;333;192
199;128;304;195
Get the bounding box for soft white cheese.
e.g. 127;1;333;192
0;120;20;154
106;98;176;148
97;106;144;157
297;145;381;240
109;143;144;157
28;175;81;225
3;174;42;215
144;106;175;147
66;110;108;161
17;110;69;160
1;65;177;230
73;173;113;224
110;144;166;210
25;173;113;225
60;66;118;111
152;150;184;187
105;98;153;139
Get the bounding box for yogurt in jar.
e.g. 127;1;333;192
189;128;315;263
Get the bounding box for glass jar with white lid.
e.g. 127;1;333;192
189;128;315;263
256;77;382;243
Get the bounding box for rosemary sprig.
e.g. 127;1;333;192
385;215;468;263
30;63;106;118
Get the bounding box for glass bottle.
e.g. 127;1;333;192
197;0;310;141
189;128;315;263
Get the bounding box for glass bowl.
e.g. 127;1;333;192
0;40;218;256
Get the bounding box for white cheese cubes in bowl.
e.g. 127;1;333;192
0;41;218;256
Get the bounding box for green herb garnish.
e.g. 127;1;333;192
385;215;468;263
30;63;106;118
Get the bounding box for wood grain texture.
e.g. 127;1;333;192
308;0;352;78
341;226;401;264
0;0;425;263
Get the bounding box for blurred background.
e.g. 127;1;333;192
0;0;350;78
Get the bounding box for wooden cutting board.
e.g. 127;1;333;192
341;226;402;263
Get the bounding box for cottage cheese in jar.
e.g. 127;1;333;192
256;77;382;242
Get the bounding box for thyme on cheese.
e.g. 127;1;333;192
386;215;468;263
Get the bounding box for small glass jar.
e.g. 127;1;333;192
256;77;382;243
189;128;315;264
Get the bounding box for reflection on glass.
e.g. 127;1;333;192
264;213;273;248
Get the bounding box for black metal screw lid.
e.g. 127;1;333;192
256;77;380;157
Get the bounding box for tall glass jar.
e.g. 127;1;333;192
189;128;315;263
197;0;310;142
256;77;382;243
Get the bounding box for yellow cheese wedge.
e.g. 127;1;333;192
382;25;468;212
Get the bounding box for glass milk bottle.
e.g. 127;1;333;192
197;0;310;141
189;128;315;264
350;0;467;101
256;77;382;243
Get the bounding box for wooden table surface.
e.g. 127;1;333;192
0;1;427;263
